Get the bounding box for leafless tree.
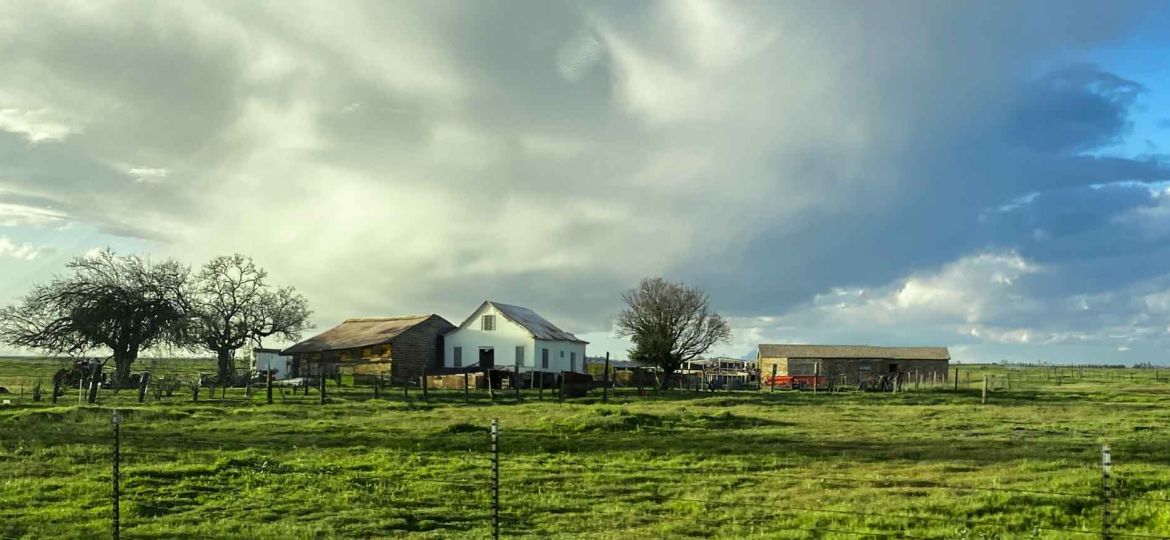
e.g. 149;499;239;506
0;250;189;386
615;277;731;388
187;254;311;383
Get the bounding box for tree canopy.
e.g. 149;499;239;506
187;254;311;382
614;277;731;387
0;250;189;385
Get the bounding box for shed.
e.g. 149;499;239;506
282;314;455;382
756;344;950;386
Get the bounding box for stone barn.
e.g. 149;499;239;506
282;314;455;383
756;344;950;386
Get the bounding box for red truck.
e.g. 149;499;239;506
764;375;828;390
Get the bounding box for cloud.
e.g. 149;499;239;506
0;107;79;143
0;237;49;260
127;167;168;184
0;1;1168;364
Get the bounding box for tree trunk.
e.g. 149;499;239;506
216;349;233;385
660;367;677;390
113;347;137;388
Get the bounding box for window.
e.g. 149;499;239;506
454;347;463;368
542;348;549;369
482;315;496;331
515;346;525;367
560;350;564;358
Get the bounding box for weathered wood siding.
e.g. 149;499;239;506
389;315;456;382
759;356;949;386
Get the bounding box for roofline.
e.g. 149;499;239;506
448;301;588;343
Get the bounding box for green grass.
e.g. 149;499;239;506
2;359;1170;538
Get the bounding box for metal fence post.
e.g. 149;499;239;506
1102;444;1112;540
491;418;500;540
112;410;121;540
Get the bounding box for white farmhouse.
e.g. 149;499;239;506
443;301;588;373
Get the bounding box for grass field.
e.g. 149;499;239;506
2;358;1169;539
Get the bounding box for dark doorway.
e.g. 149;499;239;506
888;363;898;373
479;348;495;369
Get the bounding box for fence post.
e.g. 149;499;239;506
982;375;988;405
267;371;274;404
558;371;565;402
319;372;327;405
52;377;60;404
422;367;429;402
136;372;148;403
112;410;121;540
464;371;470;403
954;368;959;390
603;352;610;403
770;364;777;393
512;370;520;402
813;362;819;396
538;370;544;400
636;367;643;397
1102;444;1112;540
491;418;500;540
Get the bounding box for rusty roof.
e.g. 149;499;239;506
757;344;950;360
282;315;448;354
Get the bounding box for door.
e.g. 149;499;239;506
479;348;495;369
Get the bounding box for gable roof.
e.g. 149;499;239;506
757;344;950;361
282;315;447;354
458;301;588;343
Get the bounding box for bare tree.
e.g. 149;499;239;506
615;277;731;388
187;254;311;383
0;250;189;386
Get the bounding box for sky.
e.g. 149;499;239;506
2;1;1170;364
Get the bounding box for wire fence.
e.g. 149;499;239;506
42;415;1156;539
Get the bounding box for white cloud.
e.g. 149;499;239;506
0;236;48;260
0;107;79;143
127;167;168;184
0;201;68;227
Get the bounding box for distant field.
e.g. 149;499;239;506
1;358;1169;539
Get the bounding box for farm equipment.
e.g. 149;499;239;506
763;375;828;390
52;358;107;389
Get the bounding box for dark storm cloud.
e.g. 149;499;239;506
1;1;1170;362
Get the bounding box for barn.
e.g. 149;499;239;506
281;315;455;383
756;344;950;386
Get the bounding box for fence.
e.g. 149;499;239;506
81;414;1170;539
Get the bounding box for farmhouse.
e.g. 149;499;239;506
443;301;588;373
281;315;455;382
757;344;950;386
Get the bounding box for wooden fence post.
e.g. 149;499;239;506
512;370;520;402
813;362;819;395
319;372;327;405
603;352;610;403
770;364;777;393
982;375;988;404
267;371;274;404
954;368;959;390
558;371;564;402
422;367;429;402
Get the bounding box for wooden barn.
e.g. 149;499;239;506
756;344;950;386
281;315;455;383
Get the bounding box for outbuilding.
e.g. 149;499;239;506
756;344;950;386
443;301;588;374
282;314;455;383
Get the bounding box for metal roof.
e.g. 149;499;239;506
757;344;950;360
282;315;447;354
459;301;588;343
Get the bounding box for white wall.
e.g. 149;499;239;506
443;303;587;373
253;350;292;379
444;303;535;369
535;339;587;373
